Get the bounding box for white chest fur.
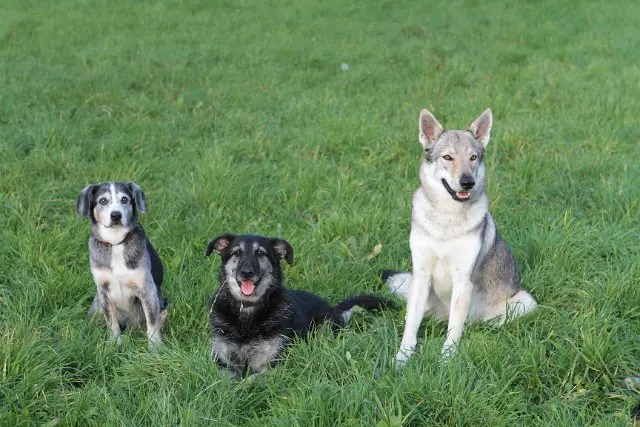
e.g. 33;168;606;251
411;186;485;307
91;245;146;310
428;233;481;304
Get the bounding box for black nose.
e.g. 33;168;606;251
239;265;254;278
110;211;122;221
460;175;475;190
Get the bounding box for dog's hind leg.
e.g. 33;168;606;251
385;273;447;320
481;290;537;325
87;295;100;317
385;271;412;299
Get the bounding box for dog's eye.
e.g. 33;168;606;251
443;155;453;161
231;249;243;256
256;249;267;257
470;155;478;161
121;197;129;204
99;198;108;205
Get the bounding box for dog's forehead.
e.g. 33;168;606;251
434;131;481;154
113;182;133;197
94;182;113;198
254;241;269;252
232;236;270;252
229;240;247;252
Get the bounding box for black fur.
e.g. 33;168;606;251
207;233;392;377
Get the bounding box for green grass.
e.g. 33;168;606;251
1;0;639;424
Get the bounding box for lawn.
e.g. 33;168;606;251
1;0;639;425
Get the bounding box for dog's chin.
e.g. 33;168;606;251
102;221;129;229
441;179;472;202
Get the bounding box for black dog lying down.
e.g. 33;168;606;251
206;233;392;378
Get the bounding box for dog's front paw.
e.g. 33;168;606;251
624;376;640;390
440;342;457;361
109;334;122;346
395;345;415;369
147;336;162;351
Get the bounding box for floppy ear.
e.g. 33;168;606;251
271;239;293;265
126;182;147;213
419;109;444;149
76;184;95;217
206;233;236;256
467;108;492;148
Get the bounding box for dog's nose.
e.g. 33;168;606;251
110;211;122;222
460;175;475;190
239;265;254;278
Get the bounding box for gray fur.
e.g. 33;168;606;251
213;335;287;378
78;181;166;347
389;108;537;366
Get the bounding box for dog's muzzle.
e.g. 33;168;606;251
237;269;260;296
441;179;472;202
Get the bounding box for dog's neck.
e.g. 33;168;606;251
91;223;136;246
217;285;282;316
237;299;260;312
93;230;133;247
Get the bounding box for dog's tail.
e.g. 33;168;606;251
382;270;412;300
334;294;394;324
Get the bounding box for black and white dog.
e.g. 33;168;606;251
76;181;167;346
206;233;392;378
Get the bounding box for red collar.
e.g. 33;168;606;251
94;232;132;248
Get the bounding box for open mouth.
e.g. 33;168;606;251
441;179;471;202
239;279;256;296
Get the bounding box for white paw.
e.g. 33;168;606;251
219;367;238;379
244;371;265;382
440;342;457;360
395;345;415;368
147;335;162;350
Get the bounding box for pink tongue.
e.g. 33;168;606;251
457;191;470;198
241;280;255;296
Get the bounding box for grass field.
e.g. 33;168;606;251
1;0;639;425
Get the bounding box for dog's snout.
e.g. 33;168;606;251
460;175;475;190
238;260;256;279
110;211;122;222
239;264;254;279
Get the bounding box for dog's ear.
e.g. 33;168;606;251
419;109;444;149
206;233;236;256
76;184;95;217
467;108;492;148
271;239;293;265
126;182;147;213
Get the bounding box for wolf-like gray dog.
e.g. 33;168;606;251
385;108;537;366
77;181;167;347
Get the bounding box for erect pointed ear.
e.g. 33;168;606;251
467;108;492;148
126;181;147;213
419;109;444;149
206;233;236;256
76;184;95;217
271;239;293;265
